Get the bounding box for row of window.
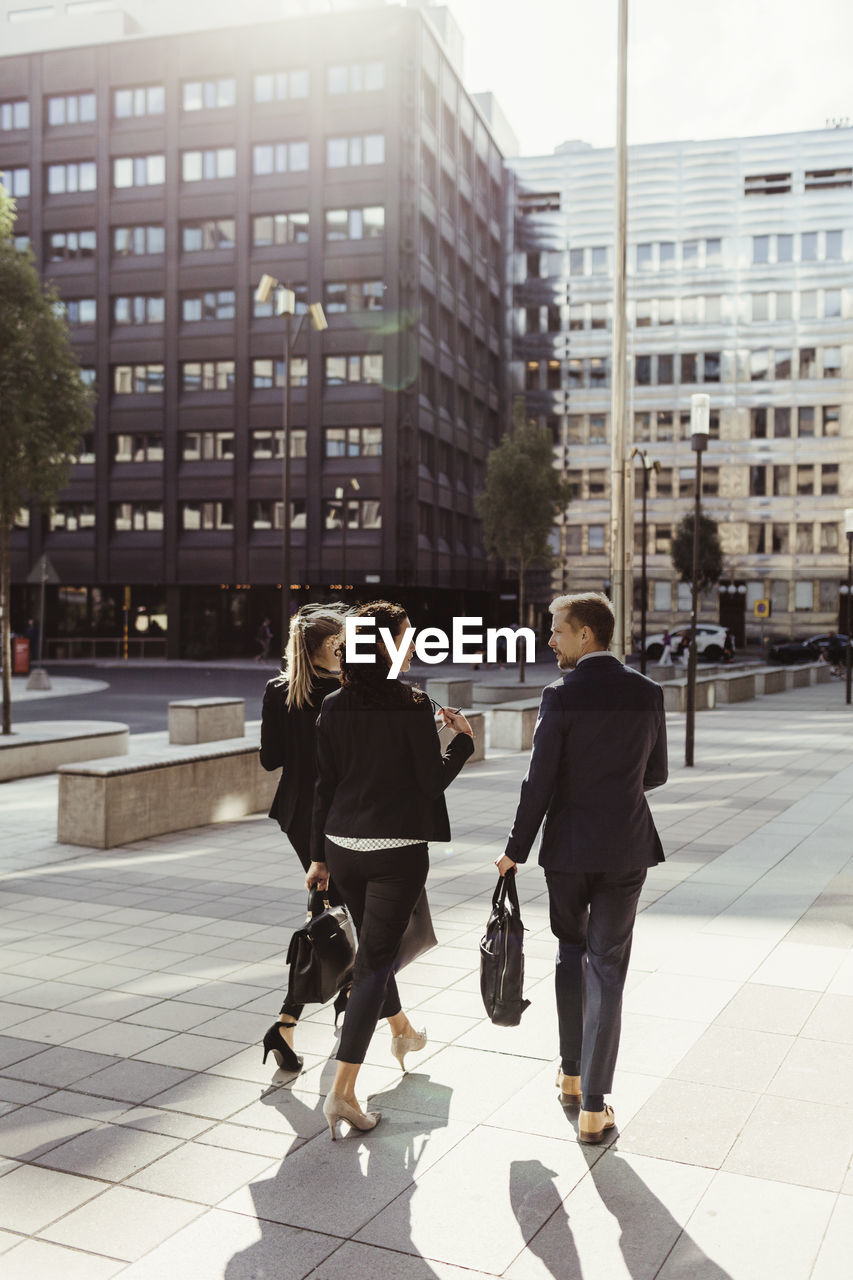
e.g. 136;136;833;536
548;404;842;445
44;208;385;263
636;578;843;615
527;345;844;391
532;287;847;333
44;499;383;533
749;463;839;497
87;427;383;464
563;520;848;559
745;168;852;197
59;281;385;327
568;461;841;502
0;66;386;132
109;355;385;395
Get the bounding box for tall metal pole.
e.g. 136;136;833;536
846;531;852;706
37;560;46;668
281;308;293;656
685;449;704;766
609;0;629;660
640;462;648;674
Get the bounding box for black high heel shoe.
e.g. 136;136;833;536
261;1021;303;1073
333;985;351;1028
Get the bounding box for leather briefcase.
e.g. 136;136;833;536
394;887;437;972
285;888;355;1006
479;871;531;1026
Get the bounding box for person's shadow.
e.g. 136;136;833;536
226;1067;452;1279
510;1151;735;1280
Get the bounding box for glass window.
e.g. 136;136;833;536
776;233;794;262
683;239;699;265
658;299;674;326
823;405;840;437
1;99;30;131
821;464;839;495
797;406;815;437
774;407;791;438
591;246;608;274
703;351;721;382
657;354;674;384
569;248;585;275
794;581;813;610
681;353;697;383
799;347;817;378
752;293;769;322
801;231;818;261
775;348;792;379
750;350;769;380
705;237;722;265
776;291;792;321
636;243;653;271
825;229;843;260
823;347;841;377
1;167;30;197
587;525;605;552
800;290;817;320
824;289;842;319
659;241;675;267
752;235;770;265
820;523;839;552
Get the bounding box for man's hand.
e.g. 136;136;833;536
495;855;517;877
305;861;329;892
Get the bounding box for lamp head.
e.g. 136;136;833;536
255;273;278;304
308;302;328;331
845;508;853;538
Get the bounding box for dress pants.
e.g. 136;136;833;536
278;806;343;1021
324;837;429;1065
545;866;647;1100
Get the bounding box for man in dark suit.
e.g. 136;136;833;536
497;592;667;1143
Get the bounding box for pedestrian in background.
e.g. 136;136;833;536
254;616;273;663
307;600;475;1139
660;628;674;667
259;603;350;1073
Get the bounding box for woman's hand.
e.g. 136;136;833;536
306;861;330;892
439;707;474;738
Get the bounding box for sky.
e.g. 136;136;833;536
446;0;853;155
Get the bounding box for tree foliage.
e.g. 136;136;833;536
0;183;94;732
671;512;724;593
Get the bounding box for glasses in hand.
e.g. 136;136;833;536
427;697;461;732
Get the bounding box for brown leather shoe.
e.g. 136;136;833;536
578;1103;616;1143
555;1070;581;1104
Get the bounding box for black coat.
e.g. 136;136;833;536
504;654;668;873
260;672;340;835
311;686;475;863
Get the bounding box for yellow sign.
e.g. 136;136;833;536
753;599;771;618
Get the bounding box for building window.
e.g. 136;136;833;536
113;364;164;394
49;503;95;532
0;168;30;197
180;431;235;461
113;295;164;325
823;347;841;378
821;464;839;496
658;354;674;384
250;500;284;531
252;212;308;246
775;348;792;379
45;229;96;261
799;348;818;379
702;351;721;382
181;149;236;182
180;501;233;531
748;525;765;554
794;581;813;610
249;429;306;459
112;224;164;256
744;172;792;196
636;242;653;271
111;502;163;531
324;281;384;313
180;361;235;392
113;154;164;188
587;525;605;552
325;499;381;530
47;161;96;194
324;206;384;241
74;434;95;465
182;79;236;111
253;69;309;102
324;354;384;386
820;523;839;552
798;406;815;438
750;349;770;381
181;290;236;322
46;92;96;126
801;231;819;261
825;229;844;259
1;99;29;130
252;142;310;175
774;407;791;438
111;433;163;463
588;469;607;498
327;62;384;94
752;235;770;265
772;523;790;554
635;355;651;386
326;134;385;167
113;85;164;118
182;218;236;252
250;357;307;388
61;297;96;325
823;405;840;437
796;465;815;496
591;246;609;274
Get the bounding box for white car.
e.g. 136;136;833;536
644;624;730;662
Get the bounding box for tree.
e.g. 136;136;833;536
0;184;93;733
671;512;724;593
475;402;572;682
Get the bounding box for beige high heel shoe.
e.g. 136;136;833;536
391;1026;427;1072
323;1091;381;1141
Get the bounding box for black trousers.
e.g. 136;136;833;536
545;866;647;1102
279;808;343;1021
324;837;429;1065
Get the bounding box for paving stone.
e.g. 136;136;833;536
669;1024;794;1093
125;1142;276;1205
617;1079;758;1168
713;982;820;1035
39;1184;204;1261
811;1193;853;1280
0;1162;110;1233
723;1093;853;1192
75;1060;193;1104
34;1122;183;1181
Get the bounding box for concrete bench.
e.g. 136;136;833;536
461;710;486;763
57;735;275;849
425;678;473;709
168;697;245;745
489;698;542;750
755;668;787;695
0;721;129;783
713;672;756;704
473;683;541;705
661;679;717;713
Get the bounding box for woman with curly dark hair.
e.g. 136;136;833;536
307;600;475;1139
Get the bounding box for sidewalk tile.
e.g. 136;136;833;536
811;1194;853;1280
750;942;848;991
616;1079;758;1168
33;1122;182;1181
767;1037;853;1106
0;1239;124;1279
0;1162;109;1232
669;1025;793;1092
801;992;853;1044
723;1094;853;1191
713;982;819;1035
146;1072;262;1120
39;1184;204;1261
76;1060;192;1104
125;1143;275;1204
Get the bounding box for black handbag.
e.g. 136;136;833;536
479;871;531;1026
394;887;437;972
285;888;355;1006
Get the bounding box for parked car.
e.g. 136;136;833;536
644;624;730;662
767;634;849;664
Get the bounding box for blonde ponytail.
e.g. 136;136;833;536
284;604;349;710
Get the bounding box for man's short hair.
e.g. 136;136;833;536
550;592;615;649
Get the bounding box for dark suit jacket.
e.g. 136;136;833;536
311;686;475;863
504;654;668;873
259;672;340;835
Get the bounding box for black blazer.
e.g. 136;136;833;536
259;672;340;833
505;654;668;873
311;686;475;863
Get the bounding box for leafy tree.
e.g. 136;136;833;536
671;512;724;594
475;402;572;682
0;184;93;733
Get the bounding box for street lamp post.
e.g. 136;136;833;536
334;478;360;586
254;276;327;654
685;393;710;767
840;509;845;706
630;448;660;675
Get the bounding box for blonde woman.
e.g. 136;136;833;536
259;603;350;1073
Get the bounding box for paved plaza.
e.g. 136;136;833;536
0;682;851;1278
